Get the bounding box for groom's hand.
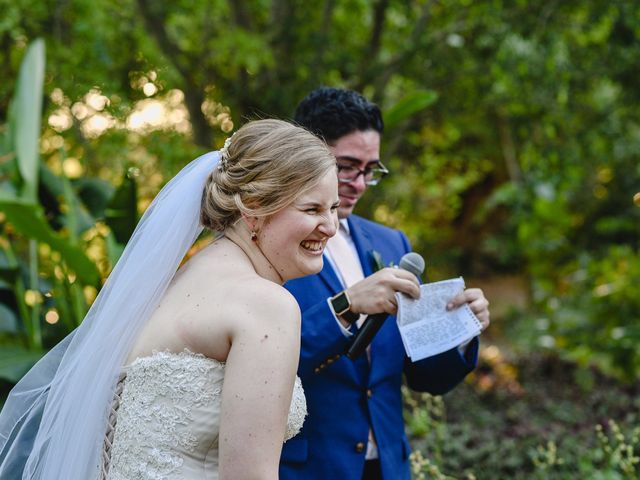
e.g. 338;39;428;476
447;288;491;331
346;267;420;316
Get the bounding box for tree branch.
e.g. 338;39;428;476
135;0;212;146
368;0;388;63
310;0;336;81
366;0;434;101
496;111;522;184
257;0;301;114
135;0;191;83
227;0;253;31
353;0;388;93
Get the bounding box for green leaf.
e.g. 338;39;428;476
0;198;100;285
40;165;113;234
369;250;385;272
383;90;438;131
0;345;44;382
61;174;98;240
0;265;20;285
11;38;45;204
0;303;18;333
106;231;126;267
74;177;115;219
105;172;138;244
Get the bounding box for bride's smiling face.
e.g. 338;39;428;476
257;169;340;282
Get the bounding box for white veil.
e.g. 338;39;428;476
0;151;220;479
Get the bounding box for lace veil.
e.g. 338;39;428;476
0;151;220;479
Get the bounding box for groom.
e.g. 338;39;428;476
280;87;491;480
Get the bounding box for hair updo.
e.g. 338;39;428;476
200;119;336;231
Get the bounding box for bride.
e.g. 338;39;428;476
0;119;339;479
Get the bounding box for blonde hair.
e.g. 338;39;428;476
201;119;336;231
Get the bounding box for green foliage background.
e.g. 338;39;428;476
0;0;639;476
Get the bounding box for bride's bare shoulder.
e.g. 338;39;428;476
178;241;297;313
219;275;299;320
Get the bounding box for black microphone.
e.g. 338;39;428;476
345;252;425;359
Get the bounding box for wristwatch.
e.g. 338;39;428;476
330;291;360;324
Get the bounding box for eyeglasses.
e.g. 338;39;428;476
336;161;389;186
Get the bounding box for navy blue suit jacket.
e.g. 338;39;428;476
279;215;478;479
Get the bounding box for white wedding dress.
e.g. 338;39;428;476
99;350;307;480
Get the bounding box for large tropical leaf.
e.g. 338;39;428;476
106;231;126;267
61;174;94;239
10;39;45;204
383;90;439;131
0;303;18;333
0;264;20;285
0;198;100;285
74;177;115;219
39;165;108;234
105;173;138;245
0;346;44;382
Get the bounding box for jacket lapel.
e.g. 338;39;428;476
347;216;375;277
348;216;388;377
317;255;344;295
319;216;374;294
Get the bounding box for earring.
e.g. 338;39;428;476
250;231;258;242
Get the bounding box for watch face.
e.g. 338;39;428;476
331;292;359;323
331;292;350;315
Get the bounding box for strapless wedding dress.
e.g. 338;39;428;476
99;350;306;479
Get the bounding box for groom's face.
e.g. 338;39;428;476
329;129;381;219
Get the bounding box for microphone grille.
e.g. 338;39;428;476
399;252;425;276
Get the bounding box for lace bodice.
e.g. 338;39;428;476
102;350;306;479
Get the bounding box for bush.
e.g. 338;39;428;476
507;245;640;383
405;350;640;479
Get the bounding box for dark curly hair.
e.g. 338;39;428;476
293;87;384;144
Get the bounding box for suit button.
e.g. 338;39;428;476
314;367;320;373
355;442;366;453
366;389;373;398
